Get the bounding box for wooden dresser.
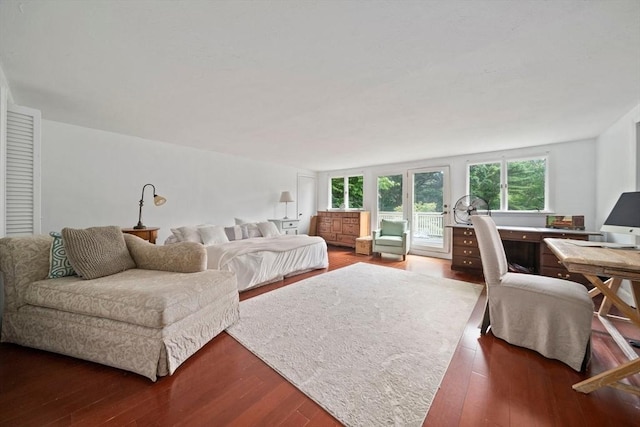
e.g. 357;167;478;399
451;224;600;286
317;211;371;248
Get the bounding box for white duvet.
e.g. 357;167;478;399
205;235;328;292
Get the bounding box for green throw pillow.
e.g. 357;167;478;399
48;231;76;278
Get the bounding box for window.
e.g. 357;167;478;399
468;156;547;211
330;175;363;209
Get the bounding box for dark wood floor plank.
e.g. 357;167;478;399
1;246;639;426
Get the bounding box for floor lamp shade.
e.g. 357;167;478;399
279;191;294;219
134;183;167;229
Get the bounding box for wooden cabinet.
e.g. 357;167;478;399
451;225;598;286
317;211;371;248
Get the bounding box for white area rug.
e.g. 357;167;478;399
227;263;482;426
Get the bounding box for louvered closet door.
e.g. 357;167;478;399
5;105;41;236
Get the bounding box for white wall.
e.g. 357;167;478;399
595;103;640;244
41;120;315;243
318;138;598;230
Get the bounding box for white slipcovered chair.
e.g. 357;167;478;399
470;215;593;371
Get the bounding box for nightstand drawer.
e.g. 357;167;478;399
281;221;298;229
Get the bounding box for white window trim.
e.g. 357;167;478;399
328;174;364;210
466;154;549;213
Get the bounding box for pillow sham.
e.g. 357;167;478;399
257;221;280;238
61;226;136;280
198;225;229;245
170;226;202;243
47;231;76;278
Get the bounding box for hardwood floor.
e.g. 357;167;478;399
1;246;639;426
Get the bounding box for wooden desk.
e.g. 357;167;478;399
544;238;640;395
451;225;599;286
122;227;159;244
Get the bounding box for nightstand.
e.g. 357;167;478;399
268;219;299;235
122;227;160;244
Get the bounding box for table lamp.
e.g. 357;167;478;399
279;191;294;219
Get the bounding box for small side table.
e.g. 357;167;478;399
355;236;373;255
268;219;299;235
122;227;160;244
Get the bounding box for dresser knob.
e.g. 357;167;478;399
522;235;527;239
557;273;570;279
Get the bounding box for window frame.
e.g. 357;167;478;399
329;174;364;210
466;155;549;212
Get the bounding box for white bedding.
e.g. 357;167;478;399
205;235;328;292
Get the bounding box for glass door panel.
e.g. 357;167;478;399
410;167;450;254
377;174;404;226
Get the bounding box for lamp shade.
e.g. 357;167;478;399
279;191;294;203
154;195;167;206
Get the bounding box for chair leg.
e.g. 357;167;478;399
580;336;592;372
479;300;490;334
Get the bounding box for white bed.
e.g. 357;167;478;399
205;235;328;292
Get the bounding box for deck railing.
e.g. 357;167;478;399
378;211;444;237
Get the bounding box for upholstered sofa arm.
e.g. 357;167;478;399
124;234;207;273
0;235;53;311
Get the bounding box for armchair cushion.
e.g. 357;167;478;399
375;235;404;247
62;226;136;280
123;233;207;273
380;219;407;236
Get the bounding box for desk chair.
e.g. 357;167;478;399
471;215;594;371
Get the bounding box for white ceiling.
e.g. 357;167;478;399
1;1;639;171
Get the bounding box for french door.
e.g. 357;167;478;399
376;166;450;256
409;167;450;255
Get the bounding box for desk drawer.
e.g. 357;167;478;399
499;229;541;242
453;236;478;248
453;245;480;259
540;266;591;287
281;221;298;230
452;256;482;270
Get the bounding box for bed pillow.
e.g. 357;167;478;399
241;223;262;239
257;221;280;238
47;231;76;278
224;225;243;241
198;225;229;245
61;226;136;280
170;226;202;243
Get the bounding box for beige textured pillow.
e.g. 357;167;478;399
61;226;136;279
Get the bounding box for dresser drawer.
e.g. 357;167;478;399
342;223;359;235
320;232;337;241
338;235;356;246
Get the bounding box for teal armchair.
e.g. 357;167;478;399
372;219;410;260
